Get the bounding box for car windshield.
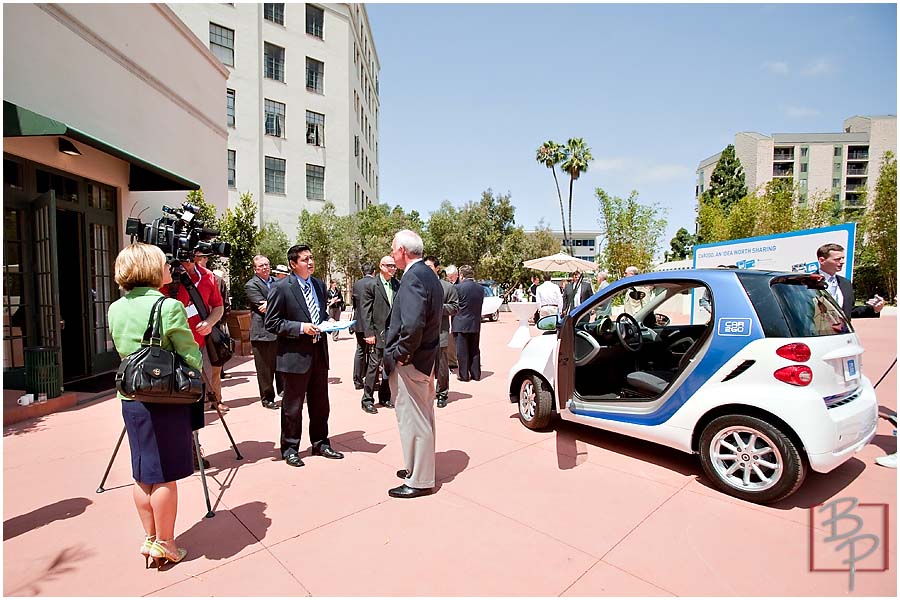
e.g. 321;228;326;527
481;285;495;297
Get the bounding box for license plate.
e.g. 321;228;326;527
843;357;859;381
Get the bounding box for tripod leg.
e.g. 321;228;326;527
194;431;215;518
97;426;127;493
213;403;243;460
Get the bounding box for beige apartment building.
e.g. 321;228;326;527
697;115;896;213
170;3;380;233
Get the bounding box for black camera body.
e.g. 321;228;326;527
126;202;230;262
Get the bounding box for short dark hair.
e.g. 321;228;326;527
288;244;312;265
543;272;552;282
460;264;475;279
817;243;845;260
424;255;440;267
361;262;375;276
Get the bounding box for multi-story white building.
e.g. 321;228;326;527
547;230;601;263
170;3;380;234
697;115;896;213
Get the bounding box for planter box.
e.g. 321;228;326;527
225;310;253;356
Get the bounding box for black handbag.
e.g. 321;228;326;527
115;297;205;404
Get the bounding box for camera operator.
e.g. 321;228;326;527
193;250;231;407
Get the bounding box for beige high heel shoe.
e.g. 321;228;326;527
140;535;156;569
148;539;188;569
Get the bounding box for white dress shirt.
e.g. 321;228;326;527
536;281;564;315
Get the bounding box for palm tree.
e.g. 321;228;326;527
535;140;568;250
560;138;594;247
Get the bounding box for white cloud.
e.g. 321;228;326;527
592;158;630;172
762;60;789;74
803;59;833;76
784;105;822;118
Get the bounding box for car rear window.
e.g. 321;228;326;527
738;273;852;337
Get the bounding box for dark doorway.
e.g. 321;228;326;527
56;209;88;381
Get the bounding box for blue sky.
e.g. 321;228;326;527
366;3;897;256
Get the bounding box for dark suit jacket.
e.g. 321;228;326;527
563;278;594;314
438;279;460;348
384;260;443;376
352;276;374;333
451;279;484;334
835;274;879;320
362;275;399;348
245;275;277;342
264;275;330;374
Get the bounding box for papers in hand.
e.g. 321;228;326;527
318;319;356;333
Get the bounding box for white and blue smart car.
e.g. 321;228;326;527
508;269;878;504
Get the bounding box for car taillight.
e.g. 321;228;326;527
776;343;811;362
774;365;813;386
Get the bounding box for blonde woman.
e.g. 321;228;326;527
108;244;201;569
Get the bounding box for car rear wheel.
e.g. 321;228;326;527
699;415;805;504
517;375;552;430
489;310;499;322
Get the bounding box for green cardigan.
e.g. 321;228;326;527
108;287;203;400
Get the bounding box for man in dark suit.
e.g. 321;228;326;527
245;255;279;409
360;255;400;414
816;243;884;320
384;230;443;498
424;255;459;408
351;264;375;389
563;269;594;315
451;265;485;382
264;244;344;468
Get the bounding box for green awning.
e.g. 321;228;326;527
3;101;200;191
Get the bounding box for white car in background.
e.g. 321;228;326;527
480;283;503;322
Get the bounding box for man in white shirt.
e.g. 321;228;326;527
816;243;884;320
535;272;564;318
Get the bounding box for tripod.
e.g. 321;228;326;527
96;400;242;519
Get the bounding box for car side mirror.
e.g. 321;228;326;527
536;314;559;331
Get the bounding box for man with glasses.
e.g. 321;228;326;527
360;256;400;414
265;244;344;468
245;255;279;409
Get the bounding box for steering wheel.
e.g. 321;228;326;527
616;313;643;352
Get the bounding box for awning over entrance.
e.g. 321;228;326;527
3;101;200;191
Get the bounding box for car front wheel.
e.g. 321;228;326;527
699;415;805;504
490;310;499;322
517;375;552;430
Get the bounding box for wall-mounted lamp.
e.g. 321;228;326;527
58;138;81;156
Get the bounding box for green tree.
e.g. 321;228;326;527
218;191;260;309
705;144;747;213
596;188;667;280
254;221;291;267
183;188;223;268
865;151;897;300
559;138;594;250
664;227;697;261
535;140;568;248
351;203;424;272
297;201;353;282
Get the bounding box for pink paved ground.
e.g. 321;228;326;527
3;313;897;596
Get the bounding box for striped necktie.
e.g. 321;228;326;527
301;279;321;324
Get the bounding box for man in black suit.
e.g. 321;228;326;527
451;265;485;382
384;230;443;498
360;255;400;414
351;264;375;389
245;255;279;409
424;255;459;408
264;244;344;468
563;269;594;315
816;243;884;320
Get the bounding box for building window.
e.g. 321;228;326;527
306;57;324;93
834;146;842;157
265;156;286;194
306;4;324;38
800;163;808;173
800;147;808;158
832;178;840;189
226;89;235;127
306;164;325;200
264;3;284;25
306;111;325;146
209;23;234;66
264;99;286;137
354;135;359;157
227;150;236;188
264;43;285;81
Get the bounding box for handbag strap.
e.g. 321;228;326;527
141;297;168;347
181;270;210;321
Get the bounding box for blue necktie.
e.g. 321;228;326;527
302;279;321;325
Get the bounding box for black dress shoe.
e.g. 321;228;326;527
285;453;305;468
457;376;470;382
378;399;394;408
311;444;344;459
436;397;447;408
388;484;433;499
262;399;278;409
361;401;378;414
396;469;409;479
354;383;364;390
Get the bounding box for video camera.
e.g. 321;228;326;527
125;202;230;262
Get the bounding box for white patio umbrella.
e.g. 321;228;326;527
523;252;598;273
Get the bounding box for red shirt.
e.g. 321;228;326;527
175;263;223;346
